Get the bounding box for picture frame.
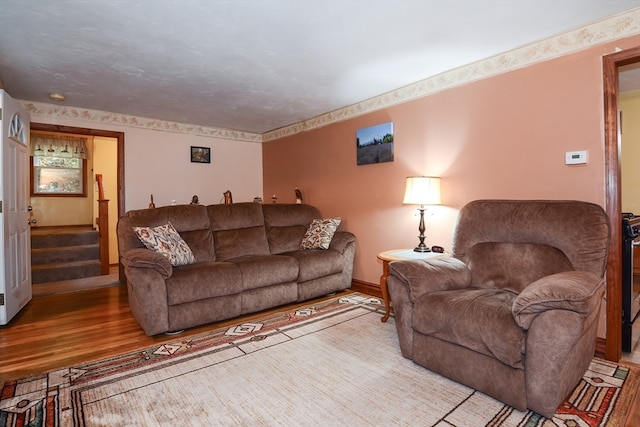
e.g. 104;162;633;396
191;146;211;163
31;156;87;197
356;122;394;166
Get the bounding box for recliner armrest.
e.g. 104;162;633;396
512;271;604;330
121;248;173;279
389;257;471;302
328;231;356;253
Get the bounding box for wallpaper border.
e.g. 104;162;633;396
18;8;640;144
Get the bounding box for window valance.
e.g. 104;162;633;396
31;135;89;159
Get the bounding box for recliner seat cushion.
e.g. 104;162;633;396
166;262;242;305
284;249;343;282
413;288;525;369
231;255;299;291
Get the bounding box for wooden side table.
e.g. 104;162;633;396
377;249;444;323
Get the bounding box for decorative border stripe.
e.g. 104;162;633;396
18;8;640;143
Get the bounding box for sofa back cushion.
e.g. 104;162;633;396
207;203;270;260
117;204;215;262
262;204;322;254
452;200;610;281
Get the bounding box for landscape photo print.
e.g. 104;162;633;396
356;121;394;165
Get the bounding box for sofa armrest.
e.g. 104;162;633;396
328;231;356;253
389;257;471;302
121;248;173;279
512;271;604;330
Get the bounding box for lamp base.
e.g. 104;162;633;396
413;244;431;253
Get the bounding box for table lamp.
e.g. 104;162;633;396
403;176;441;252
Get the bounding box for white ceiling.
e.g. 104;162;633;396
0;1;638;135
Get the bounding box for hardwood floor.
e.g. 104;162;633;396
1;283;639;425
0;284;351;383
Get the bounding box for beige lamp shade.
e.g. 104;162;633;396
403;176;441;206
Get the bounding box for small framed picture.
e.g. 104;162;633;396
356;122;394;166
190;146;211;163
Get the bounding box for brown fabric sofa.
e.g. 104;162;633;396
117;202;355;336
387;200;610;418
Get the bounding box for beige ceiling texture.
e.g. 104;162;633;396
0;1;638;141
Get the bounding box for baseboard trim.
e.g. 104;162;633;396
351;279;381;298
595;337;607;360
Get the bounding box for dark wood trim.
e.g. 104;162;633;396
97;199;110;275
595;337;607;360
603;46;640;362
29;157;88;197
351;279;381;298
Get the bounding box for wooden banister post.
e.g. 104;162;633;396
96;174;110;275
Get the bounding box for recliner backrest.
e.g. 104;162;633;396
451;200;610;292
117;204;215;262
262;204;321;254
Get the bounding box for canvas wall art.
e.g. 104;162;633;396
356;122;394;165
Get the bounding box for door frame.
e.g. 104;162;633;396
603;46;640;362
29;123;125;225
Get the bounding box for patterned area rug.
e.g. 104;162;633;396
1;294;638;426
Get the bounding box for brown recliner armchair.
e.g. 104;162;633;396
387;200;610;418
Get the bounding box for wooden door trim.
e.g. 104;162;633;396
603;46;640;362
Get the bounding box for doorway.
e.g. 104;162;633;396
603;46;640;362
29;123;125;290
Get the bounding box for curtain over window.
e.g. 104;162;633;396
31;134;89;159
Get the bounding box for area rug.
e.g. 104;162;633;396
1;294;638;426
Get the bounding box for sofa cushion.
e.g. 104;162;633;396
208;203;270;260
300;218;341;250
133;222;196;266
230;255;299;291
166;261;242;305
263;204;321;253
118;204;214;262
284;249;343;282
413;288;525;369
179;229;215;262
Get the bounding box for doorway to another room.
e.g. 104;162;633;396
603;46;640;362
29;123;124;295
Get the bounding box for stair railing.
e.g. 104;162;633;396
96;174;110;275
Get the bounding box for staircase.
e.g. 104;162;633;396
31;226;102;284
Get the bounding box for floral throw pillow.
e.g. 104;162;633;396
300;218;341;250
133;222;196;266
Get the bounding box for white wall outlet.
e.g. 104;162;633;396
565;150;588;165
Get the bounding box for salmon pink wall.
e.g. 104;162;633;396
263;36;640;287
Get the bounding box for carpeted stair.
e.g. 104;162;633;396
31;227;102;284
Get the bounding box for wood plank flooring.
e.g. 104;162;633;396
0;284;351;383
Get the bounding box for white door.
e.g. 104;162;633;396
0;89;31;325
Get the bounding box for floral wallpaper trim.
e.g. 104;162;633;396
19;101;263;143
18;9;639;144
262;8;640;142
